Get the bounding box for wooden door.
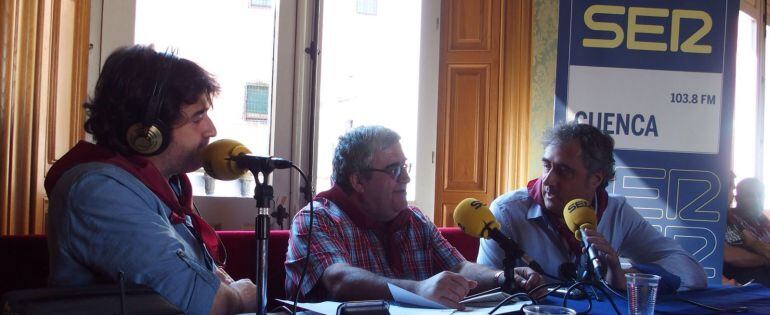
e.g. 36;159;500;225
435;0;531;227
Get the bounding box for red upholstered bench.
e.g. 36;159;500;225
0;227;479;310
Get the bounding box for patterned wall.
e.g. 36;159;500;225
528;0;559;180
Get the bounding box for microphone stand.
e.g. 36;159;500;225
556;252;620;315
500;251;519;294
243;161;275;315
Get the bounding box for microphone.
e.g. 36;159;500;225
200;139;292;180
453;198;545;274
563;198;603;281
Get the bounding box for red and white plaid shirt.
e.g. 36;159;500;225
285;195;466;300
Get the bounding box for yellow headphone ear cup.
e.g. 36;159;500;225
126;122;166;155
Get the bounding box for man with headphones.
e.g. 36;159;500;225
44;45;256;314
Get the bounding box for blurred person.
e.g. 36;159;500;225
724;178;770;287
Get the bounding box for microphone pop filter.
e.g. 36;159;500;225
200;139;251;181
563;198;597;240
453;198;501;239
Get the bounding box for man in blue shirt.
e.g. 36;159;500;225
46;45;256;314
477;122;707;292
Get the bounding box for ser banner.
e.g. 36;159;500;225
555;0;739;283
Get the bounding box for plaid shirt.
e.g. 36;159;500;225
285;198;466;300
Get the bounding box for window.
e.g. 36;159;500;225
317;0;422;201
356;0;377;16
733;0;770;208
244;83;270;122
249;0;271;9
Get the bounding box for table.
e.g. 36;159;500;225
542;284;770;314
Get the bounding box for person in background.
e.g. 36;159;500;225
46;45;256;314
285;125;542;309
477;122;707;293
724;177;770;287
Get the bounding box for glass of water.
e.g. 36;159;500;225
626;273;661;315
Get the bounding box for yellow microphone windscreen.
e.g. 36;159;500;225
563;198;597;240
200;139;251;181
453;198;501;239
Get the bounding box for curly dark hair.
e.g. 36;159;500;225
83;45;219;155
542;122;616;188
332;125;401;192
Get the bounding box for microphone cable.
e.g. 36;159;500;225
487;292;533;315
489;282;568;315
289;164;314;315
671;295;749;313
527;279;621;315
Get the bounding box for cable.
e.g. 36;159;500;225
290;164;313;314
488;292;532;315
564;282;592;314
593;281;620;315
672;296;748;313
530;282;566;300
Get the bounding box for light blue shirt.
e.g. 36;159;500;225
476;188;707;290
47;162;220;314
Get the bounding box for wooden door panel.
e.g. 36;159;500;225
444;65;489;191
448;0;491;51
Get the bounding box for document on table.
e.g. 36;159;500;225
276;283;532;314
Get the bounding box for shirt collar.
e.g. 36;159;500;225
527;201;545;221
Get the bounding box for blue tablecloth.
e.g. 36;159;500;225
541;284;770;314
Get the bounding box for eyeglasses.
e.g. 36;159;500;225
362;163;411;179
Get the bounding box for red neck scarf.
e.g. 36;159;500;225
526;177;607;257
45;141;223;266
315;185;411;275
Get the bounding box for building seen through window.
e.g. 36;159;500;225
244;83;270;123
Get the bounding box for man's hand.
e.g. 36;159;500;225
582;228;629;290
414;271;477;310
211;277;257;315
510;267;544;296
229;279;257;313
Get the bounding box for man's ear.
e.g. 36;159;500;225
589;171;604;190
349;173;366;193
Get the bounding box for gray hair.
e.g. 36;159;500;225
542;122;615;188
332;125;401;191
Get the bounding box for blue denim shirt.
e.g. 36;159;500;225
476;188;707;291
47;163;220;314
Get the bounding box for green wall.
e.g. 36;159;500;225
528;0;559;180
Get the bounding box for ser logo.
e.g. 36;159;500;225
470;200;485;209
582;5;712;54
567;200;590;212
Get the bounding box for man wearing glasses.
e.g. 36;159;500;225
285;125;542;309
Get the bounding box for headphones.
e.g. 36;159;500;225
126;52;176;156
